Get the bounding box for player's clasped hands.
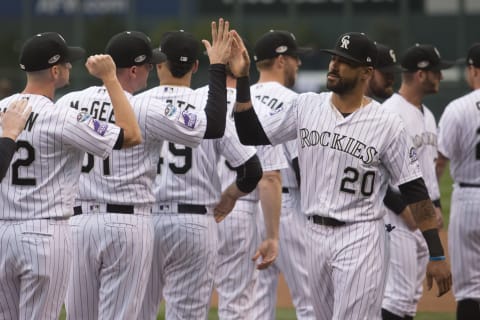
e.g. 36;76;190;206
85;54;117;83
426;260;452;297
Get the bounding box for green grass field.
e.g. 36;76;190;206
58;170;456;320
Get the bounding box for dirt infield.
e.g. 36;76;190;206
210;230;456;312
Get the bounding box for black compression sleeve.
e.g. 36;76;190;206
234;154;263;193
113;129;124;150
383;186;407;215
233;108;271;145
398;177;430;204
0;137;16;182
203;64;227;139
292;157;301;186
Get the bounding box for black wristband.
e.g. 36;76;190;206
236;76;250;103
422;228;444;257
432;199;442;209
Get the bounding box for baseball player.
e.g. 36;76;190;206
233;31;451;320
367;42;401;101
56;21;232;320
380;43;452;320
203;68;289;319
0;100;32;182
437;43;480;320
137;28;264;320
0;32;142;320
248;30;315;320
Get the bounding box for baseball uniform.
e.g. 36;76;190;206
55;81;211;320
249;82;315;320
438;88;480;303
0;92;121;320
137;84;259;320
235;90;423;319
381;93;438;317
0;138;18;182
196;84;289;320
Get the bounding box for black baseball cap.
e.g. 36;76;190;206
105;31;166;68
159;30;200;64
321;32;377;67
19;32;85;72
375;43;401;72
401;44;454;72
253;30;312;62
465;43;480;68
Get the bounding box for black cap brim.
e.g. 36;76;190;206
66;47;86;63
320;49;364;65
437;60;455;70
150;49;167;64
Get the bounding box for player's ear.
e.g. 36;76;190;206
192;60;199;74
362;66;374;80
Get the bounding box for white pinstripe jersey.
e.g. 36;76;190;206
0;93;120;219
438;89;480;184
258;91;423;222
154;86;254;205
382;93;440;201
251;82;299;190
55;85;207;207
197;85;288;202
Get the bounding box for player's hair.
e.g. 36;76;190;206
402;71;416;84
255;58;276;71
166;60;195;78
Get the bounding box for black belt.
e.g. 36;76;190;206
459;182;480;188
177;204;207;214
282;187;289;194
309;215;346;227
73;204;134;215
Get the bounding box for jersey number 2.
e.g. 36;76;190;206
340;167;375;196
12;140;36;186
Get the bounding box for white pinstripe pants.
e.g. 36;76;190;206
0;219;71;320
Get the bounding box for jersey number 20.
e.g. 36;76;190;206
340;167;375;196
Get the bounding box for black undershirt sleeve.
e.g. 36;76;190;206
113;129;124;150
0;137;16;182
203;64;227;139
233;108;271;146
234;154;263;194
398;177;430;204
383;186;407;215
292;157;301;186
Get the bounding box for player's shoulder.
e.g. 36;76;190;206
381;93;405;111
295;91;331;107
445;89;480;112
57;86;106;103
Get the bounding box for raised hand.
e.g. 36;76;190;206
229;30;250;78
202;18;233;65
85;54;117;83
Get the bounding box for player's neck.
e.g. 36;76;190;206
331;91;368;114
258;71;285;86
398;84;424;109
22;81;55;100
159;74;192;88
